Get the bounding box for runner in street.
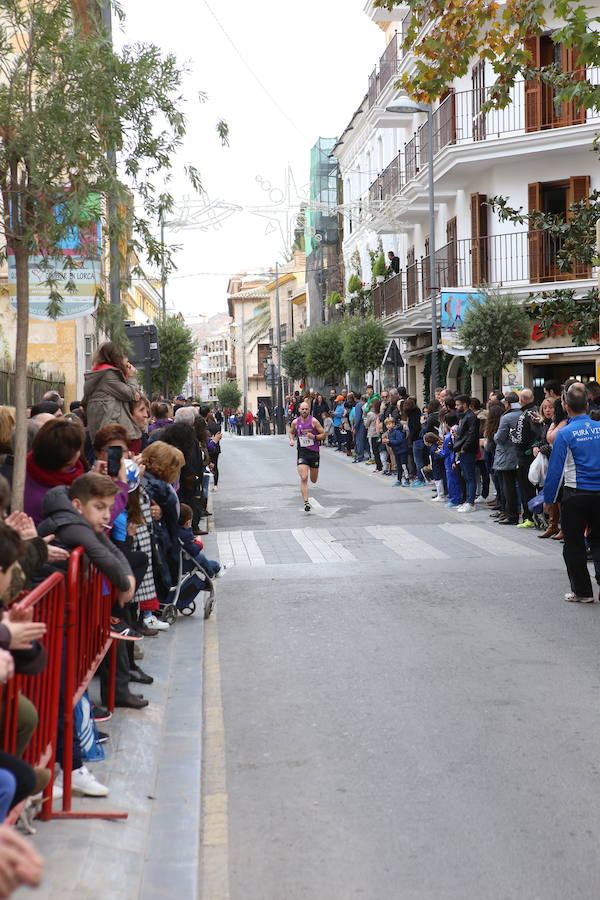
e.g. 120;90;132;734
289;401;325;512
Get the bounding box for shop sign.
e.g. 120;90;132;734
502;361;524;393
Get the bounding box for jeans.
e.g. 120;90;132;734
561;487;600;597
370;436;382;471
476;459;489;498
501;469;519;521
354;424;367;460
459;451;477;504
412;440;428;481
517;454;536;519
0;770;15;822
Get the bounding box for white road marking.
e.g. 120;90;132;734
306;528;355;562
240;531;266;567
227;531;251;566
307;497;340;518
216;533;235;567
366;525;449;560
291;528;329;562
440;523;543;557
229;506;269;512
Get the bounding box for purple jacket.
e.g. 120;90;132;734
25;474;128;527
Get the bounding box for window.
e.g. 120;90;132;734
528;177;591;281
524;34;585;132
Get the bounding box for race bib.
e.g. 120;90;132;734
299;434;313;448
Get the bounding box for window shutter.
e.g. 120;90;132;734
568;176;591;277
567;175;590;210
446;218;458;286
470;193;488;285
528;182;543;282
569;47;586;125
524;37;542;132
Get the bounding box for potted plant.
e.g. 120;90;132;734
348;273;362;295
326;291;342;308
372;253;386;284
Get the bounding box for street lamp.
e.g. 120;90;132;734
386;95;439;398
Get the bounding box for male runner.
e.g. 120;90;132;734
289;401;325;512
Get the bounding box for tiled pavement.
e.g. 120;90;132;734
15;610;204;900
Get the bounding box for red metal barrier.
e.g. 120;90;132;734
0;572;65;824
53;548;126;820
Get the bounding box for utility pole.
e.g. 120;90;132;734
241;300;248;419
273;262;284;434
101;1;120;309
160;214;166;321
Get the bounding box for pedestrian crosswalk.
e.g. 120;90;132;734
208;521;548;569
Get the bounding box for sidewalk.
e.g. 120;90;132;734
15;610;205;900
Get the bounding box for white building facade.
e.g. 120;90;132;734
334;1;600;404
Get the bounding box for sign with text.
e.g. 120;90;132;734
9;255;101;321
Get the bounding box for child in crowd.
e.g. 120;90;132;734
388;418;410;485
427;413;461;508
323;413;334;446
178;505;223;578
38;474;135;605
423;432;447;501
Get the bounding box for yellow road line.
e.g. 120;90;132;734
201;609;230;899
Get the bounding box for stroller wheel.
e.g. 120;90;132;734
162;604;177;626
180;601;196;617
204;597;215;620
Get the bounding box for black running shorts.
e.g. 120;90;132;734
297;449;320;469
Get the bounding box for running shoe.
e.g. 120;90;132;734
445;501;461;508
402;479;411;486
517;519;535;528
411;480;426;488
564;592;594;603
392;480;403;486
304;501;311;512
110;618;143;641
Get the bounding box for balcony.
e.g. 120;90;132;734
372;230;596;320
367;69;600;213
368;33;403;109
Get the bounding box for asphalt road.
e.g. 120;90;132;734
203;434;600;900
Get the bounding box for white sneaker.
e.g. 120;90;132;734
431;496;444;502
56;766;109;797
474;496;486;504
214;565;227;578
457;503;475;513
144;614;170;631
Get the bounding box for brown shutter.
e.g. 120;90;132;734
568;176;591;277
528;182;543;282
524;37;542;132
446;217;458;286
567;175;590;213
470;193;488;285
559;45;586;127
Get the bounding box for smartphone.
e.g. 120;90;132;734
107;445;123;477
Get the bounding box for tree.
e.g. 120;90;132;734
0;0;220;507
342;319;387;382
217;380;242;410
304;324;345;381
375;0;600;118
528;287;600;347
152;316;196;398
459;290;530;379
281;334;308;384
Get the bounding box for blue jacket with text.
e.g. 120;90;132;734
544;414;600;502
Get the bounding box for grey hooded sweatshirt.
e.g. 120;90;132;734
37;486;133;591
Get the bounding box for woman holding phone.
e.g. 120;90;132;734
82;342;141;443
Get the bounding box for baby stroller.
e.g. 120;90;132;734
160;539;216;624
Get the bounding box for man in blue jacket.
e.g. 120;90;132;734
544;385;600;602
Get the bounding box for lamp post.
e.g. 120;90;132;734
386;96;439;399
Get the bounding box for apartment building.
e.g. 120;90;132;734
334;0;600;403
227;277;271;413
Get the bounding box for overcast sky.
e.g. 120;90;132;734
118;1;382;319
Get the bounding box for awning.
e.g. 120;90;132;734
382;339;404;368
519;345;600;359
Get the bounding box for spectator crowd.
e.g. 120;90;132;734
0;342;226;894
